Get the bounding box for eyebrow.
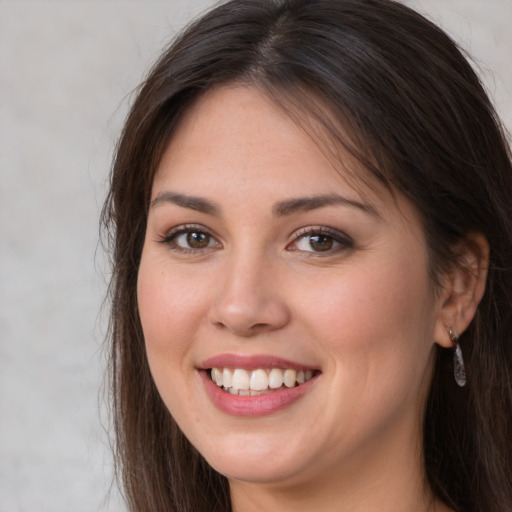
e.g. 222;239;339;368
150;191;379;218
151;192;220;215
273;194;380;218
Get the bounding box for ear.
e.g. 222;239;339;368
434;233;489;348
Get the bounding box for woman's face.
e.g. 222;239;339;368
138;85;447;489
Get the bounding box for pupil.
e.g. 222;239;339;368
187;232;209;248
310;235;333;251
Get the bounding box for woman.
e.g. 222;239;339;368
102;0;512;511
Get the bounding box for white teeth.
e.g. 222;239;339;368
268;368;284;389
250;369;269;391
283;369;297;388
226;388;269;396
222;368;233;388
210;367;316;393
212;367;223;386
231;369;250;390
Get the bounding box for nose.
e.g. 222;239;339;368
208;252;291;337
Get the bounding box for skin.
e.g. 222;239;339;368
137;85;486;512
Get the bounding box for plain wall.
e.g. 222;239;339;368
0;1;510;510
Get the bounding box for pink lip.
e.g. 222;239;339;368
199;372;318;417
198;354;320;417
199;353;317;371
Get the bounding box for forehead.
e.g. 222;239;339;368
156;86;366;193
153;85;414;224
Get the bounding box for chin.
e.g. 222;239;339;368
210;456;301;485
192;430;316;485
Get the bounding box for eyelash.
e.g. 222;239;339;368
158;224;353;255
158;224;220;254
287;226;354;255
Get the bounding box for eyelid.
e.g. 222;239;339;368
158;223;222;252
157;223;352;255
287;225;354;253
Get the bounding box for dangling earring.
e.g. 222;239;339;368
450;328;467;387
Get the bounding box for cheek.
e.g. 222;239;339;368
137;253;209;425
297;254;436;390
137;253;209;371
292;259;437;450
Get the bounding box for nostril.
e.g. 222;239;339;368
251;322;273;331
210;319;272;337
208;293;291;336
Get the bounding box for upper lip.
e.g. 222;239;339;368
198;353;318;371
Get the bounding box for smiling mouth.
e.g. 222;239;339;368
209;367;318;396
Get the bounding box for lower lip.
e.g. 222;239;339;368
199;371;318;417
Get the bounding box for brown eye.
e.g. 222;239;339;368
308;235;334;252
290;227;353;254
186;231;211;248
163;226;221;252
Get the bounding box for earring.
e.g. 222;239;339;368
450;328;467;387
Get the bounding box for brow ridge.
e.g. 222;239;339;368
273;194;379;217
151;191;378;218
151;192;220;215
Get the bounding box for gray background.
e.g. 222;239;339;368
0;1;510;511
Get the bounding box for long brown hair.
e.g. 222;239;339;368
101;1;512;510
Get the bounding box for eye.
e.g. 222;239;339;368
159;225;221;253
289;227;353;254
